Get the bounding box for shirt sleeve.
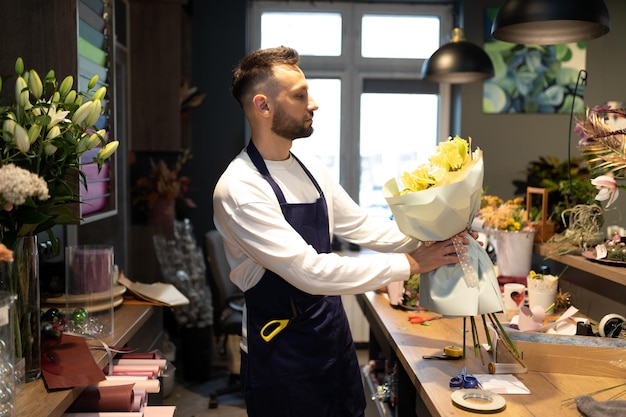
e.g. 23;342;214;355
213;152;417;295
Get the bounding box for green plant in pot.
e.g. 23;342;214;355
513;155;598;233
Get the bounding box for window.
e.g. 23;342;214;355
250;2;452;219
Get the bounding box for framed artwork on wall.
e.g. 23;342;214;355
482;7;587;114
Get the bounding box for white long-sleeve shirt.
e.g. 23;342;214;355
213;147;419;350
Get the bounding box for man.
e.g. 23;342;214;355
213;46;469;417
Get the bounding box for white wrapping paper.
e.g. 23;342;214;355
383;154;504;317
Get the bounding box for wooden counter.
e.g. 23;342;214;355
15;304;156;417
358;291;626;417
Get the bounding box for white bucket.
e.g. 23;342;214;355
495;230;535;277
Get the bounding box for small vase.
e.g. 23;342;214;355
0;236;41;383
147;198;176;226
494;229;535;277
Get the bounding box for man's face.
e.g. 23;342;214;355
270;65;318;140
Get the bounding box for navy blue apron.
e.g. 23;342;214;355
241;141;365;417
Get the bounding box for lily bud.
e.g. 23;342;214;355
28;70;43;99
87;129;106;150
59;75;73;98
88;74;98;90
64;90;77;104
84;99;102;127
51;91;60;105
76;134;91;153
27;124;42;144
45;69;55;84
46;125;61;140
92;86;107;101
14;124;30;152
14;57;24;75
15;76;29;108
2;118;16;142
97;140;119;160
44;143;58;156
71;101;93;125
0;76;3;95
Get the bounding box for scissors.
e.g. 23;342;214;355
449;366;479;389
260;299;298;342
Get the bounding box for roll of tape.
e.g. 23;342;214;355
451;389;506;413
599;313;626;338
444;345;463;357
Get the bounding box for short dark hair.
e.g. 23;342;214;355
231;46;300;108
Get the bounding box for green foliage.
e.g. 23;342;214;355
513;156;597;231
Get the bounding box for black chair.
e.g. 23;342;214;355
205;230;244;409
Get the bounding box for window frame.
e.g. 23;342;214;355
249;1;453;201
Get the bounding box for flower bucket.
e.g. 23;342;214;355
494;230;535;277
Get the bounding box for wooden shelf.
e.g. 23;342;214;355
535;243;626;286
15;304;155;417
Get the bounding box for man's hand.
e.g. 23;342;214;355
406;231;472;275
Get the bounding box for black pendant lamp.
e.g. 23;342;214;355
421;27;494;84
491;0;610;45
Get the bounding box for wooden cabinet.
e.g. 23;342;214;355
128;0;187;151
0;0;118;223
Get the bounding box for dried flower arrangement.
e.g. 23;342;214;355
132;148;196;212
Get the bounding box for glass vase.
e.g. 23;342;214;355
0;236;41;383
0;292;15;416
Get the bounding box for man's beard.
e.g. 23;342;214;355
271;105;313;140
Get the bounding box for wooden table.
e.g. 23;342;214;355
15;304;156;417
358;291;626;417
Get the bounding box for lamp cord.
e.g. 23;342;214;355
567;69;588;197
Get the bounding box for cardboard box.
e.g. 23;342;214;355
496;331;626;378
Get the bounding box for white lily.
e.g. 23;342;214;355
47;106;70;128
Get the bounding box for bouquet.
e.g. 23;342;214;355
383;136;504;317
476;196;534;232
0;57;119;248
